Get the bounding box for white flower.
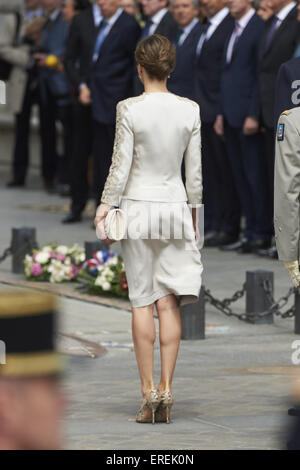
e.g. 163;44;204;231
102;281;111;291
25;265;31;277
42;245;53;253
107;256;118;266
95;275;104;287
56;245;68;255
25;254;33;264
47;259;69;283
35;251;50;265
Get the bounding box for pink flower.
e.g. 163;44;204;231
49;250;56;258
55;253;66;262
71;266;79;278
31;263;43;277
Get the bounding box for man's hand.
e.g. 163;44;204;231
34;53;47;67
243;116;259;136
79;85;91;106
283;261;300;288
214;115;224;138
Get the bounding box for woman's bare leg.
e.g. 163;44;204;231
132;303;156;397
156;294;181;393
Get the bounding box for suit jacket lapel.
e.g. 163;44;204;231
179;22;199;48
263;6;296;57
86;7;98;40
230;13;257;62
96;11;124;61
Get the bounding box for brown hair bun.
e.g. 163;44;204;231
135;34;176;81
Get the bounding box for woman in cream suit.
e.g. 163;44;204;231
94;34;203;424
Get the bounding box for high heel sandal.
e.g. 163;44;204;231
135;389;160;424
156;391;174;424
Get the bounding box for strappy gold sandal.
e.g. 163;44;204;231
135;389;160;424
155;391;174;424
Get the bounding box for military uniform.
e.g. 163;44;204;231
0;291;63;377
274;107;300;263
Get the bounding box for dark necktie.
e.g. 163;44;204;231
141;19;153;38
226;22;241;63
264;15;280;53
93;19;108;61
174;28;184;47
196;20;211;57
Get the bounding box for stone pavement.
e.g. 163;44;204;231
0;168;299;449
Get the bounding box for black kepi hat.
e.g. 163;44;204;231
0;291;63;377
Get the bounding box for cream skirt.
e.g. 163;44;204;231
119;198;203;308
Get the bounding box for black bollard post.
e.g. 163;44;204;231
294;290;300;334
245;270;274;324
11;227;38;274
180;286;205;340
85;241;109;260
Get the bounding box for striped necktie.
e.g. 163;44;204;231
263;15;280;53
141;19;153;38
93;19;108;61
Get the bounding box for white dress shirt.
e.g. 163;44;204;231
149;7;168;35
49;8;61;21
93;2;103;27
196;7;229;56
271;1;296;34
177;17;199;47
226;7;255;63
276;1;296;22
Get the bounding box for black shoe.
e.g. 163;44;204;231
204;230;219;243
219;238;249;252
62;213;82;224
204;231;220;247
237;239;255;254
256;245;278;259
216;232;239;247
288;406;300;417
6;179;25;188
251;239;272;254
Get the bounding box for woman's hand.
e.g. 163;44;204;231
214;115;224;138
94;203;115;244
192;207;200;244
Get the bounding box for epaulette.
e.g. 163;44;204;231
280;109;292;116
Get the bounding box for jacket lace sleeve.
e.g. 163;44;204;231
183;105;202;205
100;101;134;206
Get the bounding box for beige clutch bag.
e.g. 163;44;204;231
97;208;127;241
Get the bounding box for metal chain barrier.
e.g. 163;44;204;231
0;234;297;322
0;246;12;263
204;281;296;322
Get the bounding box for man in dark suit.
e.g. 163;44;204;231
258;0;300;257
134;0;179;94
216;0;273;253
91;0;141;207
168;0;202;100
195;0;241;247
35;0;71;193
63;1;103;223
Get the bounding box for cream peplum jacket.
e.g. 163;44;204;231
100;92;203;207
